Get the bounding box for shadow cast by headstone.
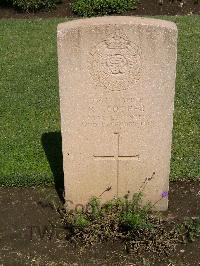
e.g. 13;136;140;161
41;131;65;203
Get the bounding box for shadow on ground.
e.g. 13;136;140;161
41;131;64;203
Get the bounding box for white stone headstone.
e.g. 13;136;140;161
57;17;177;211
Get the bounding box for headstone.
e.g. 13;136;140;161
57;17;177;211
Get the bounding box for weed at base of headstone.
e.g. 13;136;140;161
58;192;180;259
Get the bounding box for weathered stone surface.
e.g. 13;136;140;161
57;16;177;210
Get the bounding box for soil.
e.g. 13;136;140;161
0;181;199;265
0;0;199;19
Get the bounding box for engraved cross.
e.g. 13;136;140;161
93;132;140;196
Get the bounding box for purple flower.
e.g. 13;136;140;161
162;191;169;198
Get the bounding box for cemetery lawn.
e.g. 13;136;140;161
0;16;199;186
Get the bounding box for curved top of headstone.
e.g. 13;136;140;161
57;16;177;32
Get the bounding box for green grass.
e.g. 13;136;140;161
0;16;199;186
168;16;200;180
0;19;65;186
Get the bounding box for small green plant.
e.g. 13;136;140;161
72;0;139;17
12;0;60;12
121;211;153;230
74;214;91;229
60;193;179;254
178;217;200;242
119;193;153;230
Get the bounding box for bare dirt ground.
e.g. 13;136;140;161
0;181;199;265
0;0;199;19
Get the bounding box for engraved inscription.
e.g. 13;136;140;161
90;30;142;91
82;97;145;128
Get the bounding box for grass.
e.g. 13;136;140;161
0;19;64;186
166;16;200;180
0;16;199;186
